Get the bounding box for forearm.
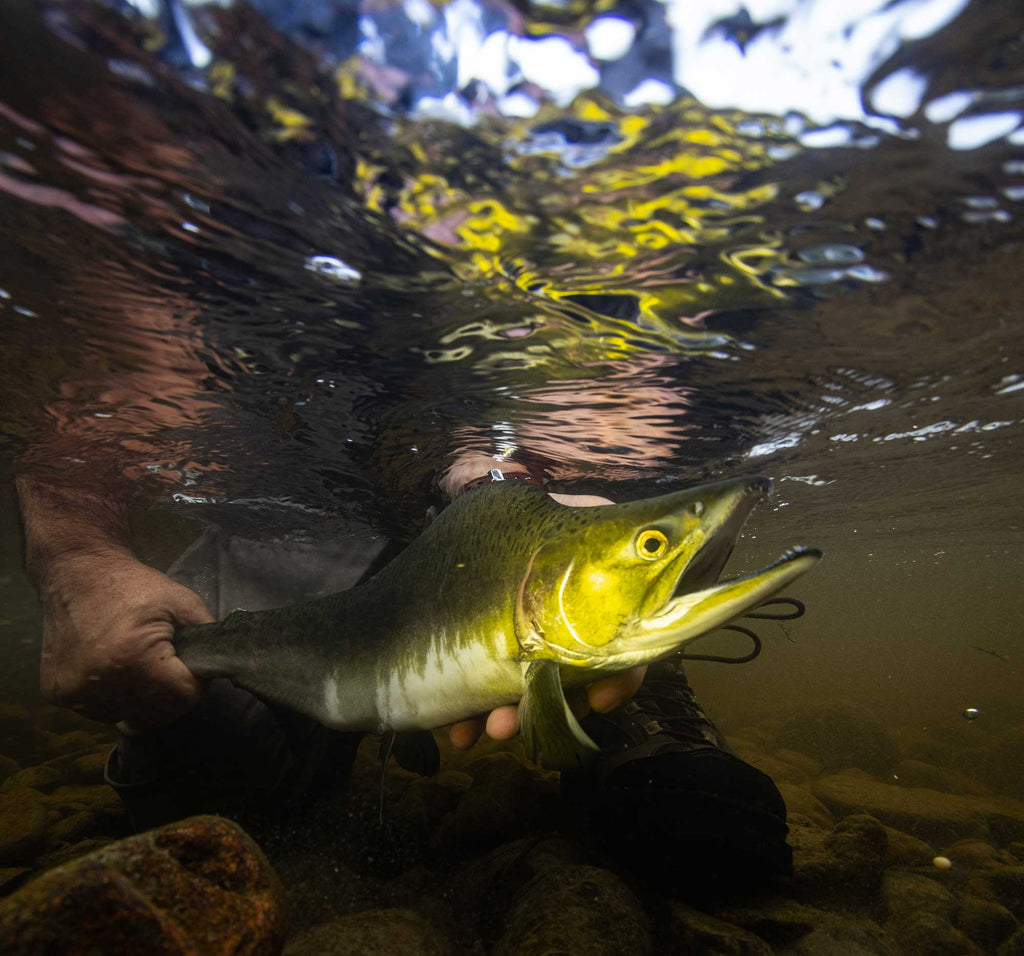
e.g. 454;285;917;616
16;474;135;588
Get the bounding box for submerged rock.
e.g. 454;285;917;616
661;902;773;955
492;863;650;956
821;813;888;891
880;870;956;921
882;825;935;866
956;897;1018;950
885;911;984;956
0;756;19;786
0;815;286;955
812;771;1024;846
0;788;46;866
284;908;453;956
436;752;559;856
776;704;900;775
777;783;834;828
780;915;898;955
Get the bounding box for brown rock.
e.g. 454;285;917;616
881;870;956;921
284;908;453;956
1000;925;1024;955
1;765;64;794
492;864;650;956
703;897;824;946
775;749;824;779
0;815;286;955
813;772;1024;846
661;902;772;954
956;897;1018;950
740;753;809;786
777;783;833;828
0;756;19;786
895;759;991;796
886;912;984;955
0;788;46;866
436;752;558;855
776;704;899;775
71;752;109;785
943;839;1017;870
822;813;888;891
783;916;898;954
882;825;935;866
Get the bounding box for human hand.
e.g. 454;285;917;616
446;487;648;751
36;550;213;728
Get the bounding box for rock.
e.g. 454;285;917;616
0;815;286;955
881;870;956;921
71;752;109;785
775;749;824;779
885;912;984;955
492;864;650;956
788;823;832;886
943;839;1017;870
0;789;46;866
704;898;824;946
956;897;1018;950
776;704;899;775
739;753;808;787
33;728;99;758
883;825;935;866
731;727;777;752
895;759;990;796
0;869;29;895
822;813;888;890
780;916;899;954
47;810;99;845
450;836;586;942
661;902;772;954
0;757;19;786
979;867;1024;918
284;908;453;956
42;784;121;816
812;772;1024;846
777;784;833;828
1001;926;1024;955
436;752;559;856
0;765;64;794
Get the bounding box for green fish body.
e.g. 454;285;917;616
175;478;820;769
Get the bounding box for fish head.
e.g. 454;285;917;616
514;476;820;671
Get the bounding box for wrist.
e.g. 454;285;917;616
16;475;134;586
439;454;545;502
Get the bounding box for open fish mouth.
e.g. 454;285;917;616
609;477;822;661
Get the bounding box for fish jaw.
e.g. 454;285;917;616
597;545;822;669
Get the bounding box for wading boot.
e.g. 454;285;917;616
560;657;792;892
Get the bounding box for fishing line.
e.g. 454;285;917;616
676;596;807;664
378;730;396;826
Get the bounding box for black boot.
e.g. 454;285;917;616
561;657;792;892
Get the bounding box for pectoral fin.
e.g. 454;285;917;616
519;660;600;771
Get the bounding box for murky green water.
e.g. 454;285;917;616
2;0;1024;949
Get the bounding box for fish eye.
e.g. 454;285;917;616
636;529;668;559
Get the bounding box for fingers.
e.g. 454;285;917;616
586;665;647;714
448;703;520;750
485;705;518;741
448;715;486;750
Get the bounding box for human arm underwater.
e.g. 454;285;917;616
16;475;211;728
16;470;637;746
